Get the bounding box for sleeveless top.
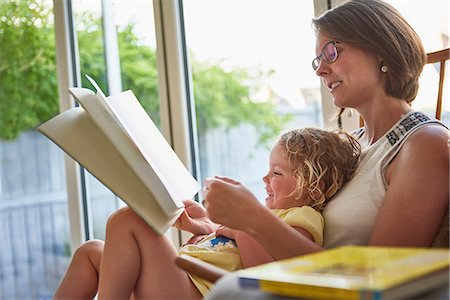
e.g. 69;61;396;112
322;111;447;248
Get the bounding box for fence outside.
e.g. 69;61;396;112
1;131;70;300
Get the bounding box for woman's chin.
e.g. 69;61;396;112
333;99;344;108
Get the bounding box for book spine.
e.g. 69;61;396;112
258;280;361;300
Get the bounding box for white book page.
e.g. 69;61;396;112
106;90;200;207
86;74;107;100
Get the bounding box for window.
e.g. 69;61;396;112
182;0;321;202
0;1;70;298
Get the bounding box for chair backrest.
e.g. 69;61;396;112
425;47;450;120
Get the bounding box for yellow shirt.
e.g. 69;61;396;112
178;206;324;297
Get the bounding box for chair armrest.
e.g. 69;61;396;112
175;254;229;283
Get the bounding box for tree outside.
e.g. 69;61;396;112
0;0;58;140
0;1;289;143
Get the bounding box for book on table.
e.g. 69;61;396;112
37;75;200;235
237;245;450;300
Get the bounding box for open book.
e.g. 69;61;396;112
38;76;200;235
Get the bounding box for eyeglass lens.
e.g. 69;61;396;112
323;42;337;62
312;42;337;70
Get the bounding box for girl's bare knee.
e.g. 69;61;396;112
74;239;103;257
106;206;152;235
85;239;104;248
85;239;104;255
69;240;104;275
84;240;104;273
75;240;103;260
108;207;137;227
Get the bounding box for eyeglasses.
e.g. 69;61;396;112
312;41;339;71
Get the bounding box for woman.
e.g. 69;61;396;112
54;0;449;299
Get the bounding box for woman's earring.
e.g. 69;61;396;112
381;65;388;73
347;108;354;118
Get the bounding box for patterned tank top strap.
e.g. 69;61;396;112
385;111;446;147
380;112;447;186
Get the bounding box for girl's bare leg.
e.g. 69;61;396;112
98;207;202;300
53;239;104;300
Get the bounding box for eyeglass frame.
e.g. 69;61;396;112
312;41;339;71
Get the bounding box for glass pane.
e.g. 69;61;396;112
183;0;321;201
386;0;449;124
0;1;70;298
73;0;160;239
72;1;115;240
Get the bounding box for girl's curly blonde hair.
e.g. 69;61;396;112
278;128;361;212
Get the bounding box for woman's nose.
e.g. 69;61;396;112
315;60;330;77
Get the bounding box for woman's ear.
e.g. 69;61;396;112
377;54;384;63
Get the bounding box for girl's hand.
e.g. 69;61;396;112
203;176;265;232
173;199;217;235
215;225;238;240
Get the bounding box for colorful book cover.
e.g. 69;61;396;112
237;246;449;299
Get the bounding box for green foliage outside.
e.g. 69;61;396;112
0;0;58;140
192;61;291;144
0;0;290;145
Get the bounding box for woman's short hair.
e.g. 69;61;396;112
278;128;361;212
312;0;426;103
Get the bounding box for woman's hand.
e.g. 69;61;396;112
173;199;217;235
203;176;265;232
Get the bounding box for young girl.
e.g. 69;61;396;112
54;127;360;299
177;128;360;296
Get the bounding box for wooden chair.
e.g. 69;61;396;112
175;254;227;284
426;48;449;120
177;48;450;282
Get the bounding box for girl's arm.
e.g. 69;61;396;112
369;126;449;246
174;199;218;235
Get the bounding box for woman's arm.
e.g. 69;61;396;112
216;225;314;268
369;125;449;246
204;177;322;260
235;227;314;268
